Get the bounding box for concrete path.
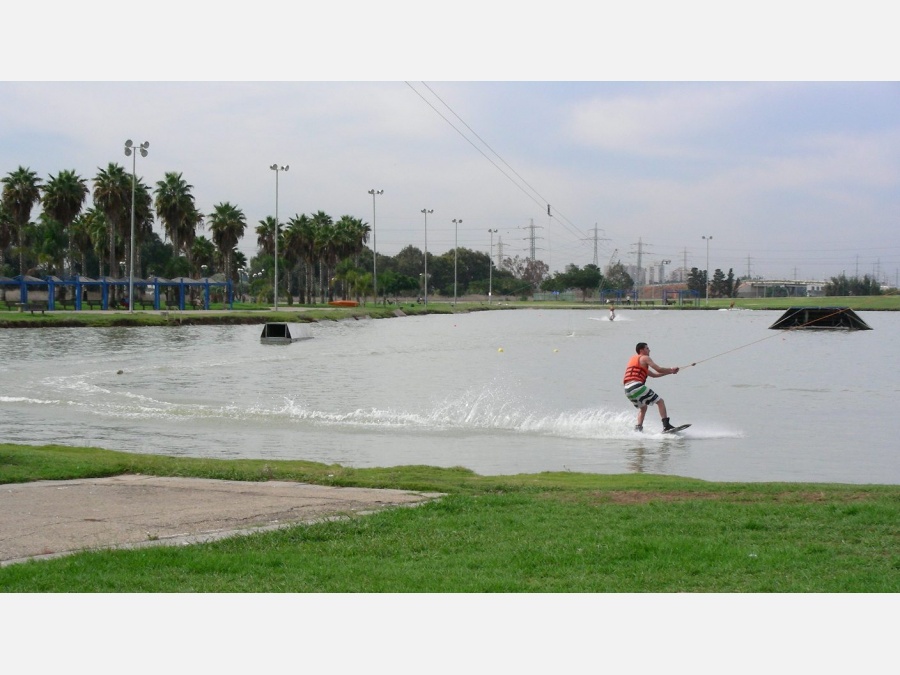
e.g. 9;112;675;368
0;475;443;566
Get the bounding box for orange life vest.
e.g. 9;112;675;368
623;354;648;384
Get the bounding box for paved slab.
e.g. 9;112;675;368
0;475;443;566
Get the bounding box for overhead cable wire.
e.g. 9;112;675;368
406;82;591;244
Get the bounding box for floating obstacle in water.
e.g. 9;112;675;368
260;322;314;344
768;307;872;330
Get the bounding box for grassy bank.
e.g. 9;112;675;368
2;444;898;592
0;295;897;328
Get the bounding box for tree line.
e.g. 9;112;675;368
0;164;552;304
823;274;883;297
11;164;873;304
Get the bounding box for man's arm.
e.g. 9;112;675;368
643;356;679;377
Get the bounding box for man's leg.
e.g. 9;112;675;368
636;405;647;430
657;399;675;430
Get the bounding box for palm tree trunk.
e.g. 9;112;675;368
108;223;116;279
18;224;26;275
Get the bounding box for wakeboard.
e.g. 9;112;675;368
663;424;691;434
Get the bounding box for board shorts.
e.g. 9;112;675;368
624;381;659;409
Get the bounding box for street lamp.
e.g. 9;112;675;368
270;164;289;310
368;189;383;304
452;218;462;305
421;209;433;306
124;139;148;313
488;228;498;304
702;235;713;305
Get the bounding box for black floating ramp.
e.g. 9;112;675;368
768;307;872;330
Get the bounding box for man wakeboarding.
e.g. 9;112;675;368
623;342;686;433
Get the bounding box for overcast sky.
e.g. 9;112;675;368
3;4;898;283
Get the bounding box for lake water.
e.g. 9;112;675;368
1;308;897;484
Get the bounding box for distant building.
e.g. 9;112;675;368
736;279;825;298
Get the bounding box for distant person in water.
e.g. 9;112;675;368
623;342;679;432
608;304;616;321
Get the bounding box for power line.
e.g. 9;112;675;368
405;82;591;245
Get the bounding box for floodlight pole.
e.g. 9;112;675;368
488;228;497;304
421;209;433;306
452;219;462;305
270;164;288;310
703;235;713;306
124;139;149;313
369;189;383;303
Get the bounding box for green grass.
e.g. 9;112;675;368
2;444;898;592
0;295;896;328
689;295;900;311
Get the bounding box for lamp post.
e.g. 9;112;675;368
452;218;462;305
488;228;497;304
368;189;383;304
702;235;713;306
124;139;148;313
270;164;289;310
421;209;433;306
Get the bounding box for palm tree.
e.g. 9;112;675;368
92;163;131;278
79;208;111;277
335;214;370;261
284;213;318;304
333;215;370;299
0;202;12;272
154;172;198;264
255;216;277;257
33;213;68;274
311;210;335;302
2;166;43;275
207;202;246;292
40;169;88;276
132;178;154;278
69;211;94;276
191;235;216;276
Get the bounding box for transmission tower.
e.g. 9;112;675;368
525;218;542;260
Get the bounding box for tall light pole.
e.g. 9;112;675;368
270;164;289;310
452;218;462;306
124;140;148;313
702;235;713;306
368;189;383;304
660;259;671;282
488;228;498;304
421;209;433;306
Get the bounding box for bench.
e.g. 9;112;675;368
17;301;49;314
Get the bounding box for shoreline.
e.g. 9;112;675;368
1;297;897;329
